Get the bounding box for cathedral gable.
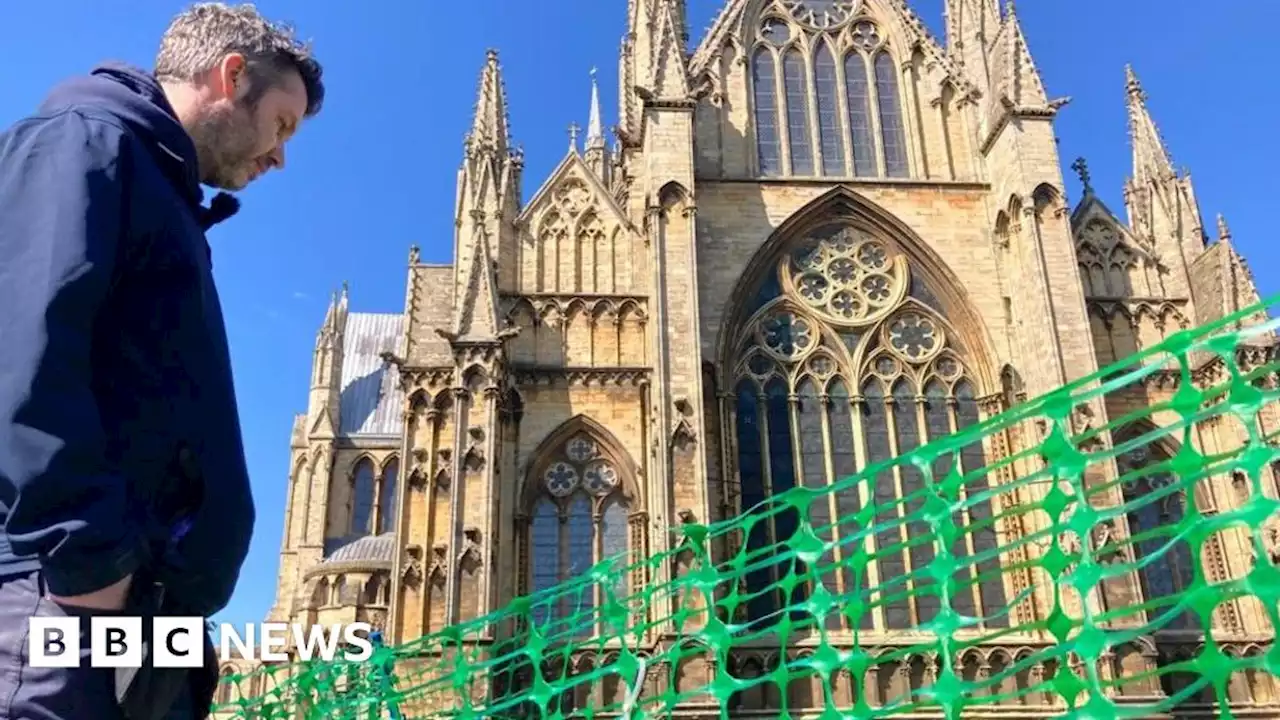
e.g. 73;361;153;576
1072;200;1164;300
515;153;639;296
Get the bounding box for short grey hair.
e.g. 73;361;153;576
155;2;324;117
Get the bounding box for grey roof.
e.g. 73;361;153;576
339;313;405;437
322;533;396;566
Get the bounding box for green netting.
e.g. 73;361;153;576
214;295;1280;719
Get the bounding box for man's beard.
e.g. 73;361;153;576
188;100;260;191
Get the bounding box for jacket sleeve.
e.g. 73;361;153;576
0;110;148;597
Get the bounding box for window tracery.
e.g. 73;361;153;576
348;456;399;537
727;223;1008;633
1117;445;1197;630
526;432;631;637
750;5;909;179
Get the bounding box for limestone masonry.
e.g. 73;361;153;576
216;0;1278;713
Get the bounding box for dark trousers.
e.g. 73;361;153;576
0;570;195;720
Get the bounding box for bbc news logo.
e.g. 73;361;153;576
29;618;374;668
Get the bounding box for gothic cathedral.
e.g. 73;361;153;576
243;0;1277;714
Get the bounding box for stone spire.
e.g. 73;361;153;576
308;284;348;437
1122;65;1205;259
469;49;509;157
651;0;690;101
618;0;654;143
989;0;1048;109
584;67;610;183
450;210;501;342
944;0;999;87
455;50;523;317
1125;65;1175;188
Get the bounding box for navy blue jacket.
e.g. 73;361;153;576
0;63;254;616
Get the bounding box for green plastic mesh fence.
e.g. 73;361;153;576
213;295;1280;719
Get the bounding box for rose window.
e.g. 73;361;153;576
782;231;905;327
544;462;579;497
888;313;941;361
761;311;813;359
583;462;619;496
566;435;598;463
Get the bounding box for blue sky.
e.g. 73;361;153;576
1;1;1275;633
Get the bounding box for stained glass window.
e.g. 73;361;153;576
728;223;1009;632
524;430;631;637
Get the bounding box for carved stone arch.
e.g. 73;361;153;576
617;298;647;322
346;452;378;481
310;577;330;608
994;209;1011;243
518;414;642;510
506;296;539;327
1006;193;1025;217
573;208;601;237
657;180;691;212
462;364;489;391
407;388;431;412
377;453;400;477
590;297;617;325
563;297;591;323
716;186;1002;392
852;295;973;376
1032;184;1069;228
432;391;453;413
308;445;329;475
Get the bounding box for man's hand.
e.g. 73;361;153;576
47;573;133;611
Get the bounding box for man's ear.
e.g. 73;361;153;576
212;52;249;101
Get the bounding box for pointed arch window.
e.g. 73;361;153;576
813;43;845;176
1117;445;1198;630
752;48;782;177
843;52;875;177
350;458;375;536
874;52;908;178
523;431;633;638
725;223;1009;633
783;48;813;176
379;458;399;534
749;14;910;180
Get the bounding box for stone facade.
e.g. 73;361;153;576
233;0;1279;715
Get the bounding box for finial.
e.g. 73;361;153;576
1217;214;1232;243
486;48;499;62
590;66;598;80
409;244;421;264
1071;157;1092;195
568;122;580;151
341;281;349;300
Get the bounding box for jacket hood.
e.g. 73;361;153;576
39;62;240;228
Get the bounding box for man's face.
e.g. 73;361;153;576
191;55;309;191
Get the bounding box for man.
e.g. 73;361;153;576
0;4;323;719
